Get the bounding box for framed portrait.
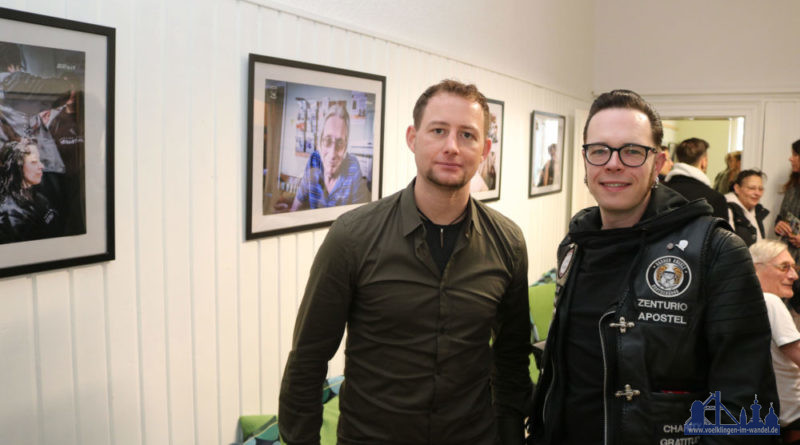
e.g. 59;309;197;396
0;7;115;278
470;98;503;202
529;110;565;198
246;54;385;240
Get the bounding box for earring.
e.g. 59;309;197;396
652;176;659;189
583;175;587;185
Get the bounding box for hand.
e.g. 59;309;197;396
38;109;52;126
776;221;794;237
789;233;800;248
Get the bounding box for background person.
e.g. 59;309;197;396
529;89;778;444
657;144;673;182
726;169;769;246
0;139;59;242
537;143;556;186
663;137;728;219
776;139;800;260
750;240;800;442
279;80;532;445
714;150;742;193
289;104;370;211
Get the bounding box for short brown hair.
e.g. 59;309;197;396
412;79;490;139
675;138;709;165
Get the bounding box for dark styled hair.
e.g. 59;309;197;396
0;138;37;201
733;169;765;187
675;138;709;165
413;79;490;139
583;89;663;147
783;139;800;192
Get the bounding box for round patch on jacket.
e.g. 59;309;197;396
646;256;691;298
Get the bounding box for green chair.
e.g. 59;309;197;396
240;376;342;444
528;282;556;383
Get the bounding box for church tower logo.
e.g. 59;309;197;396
685;392;779;436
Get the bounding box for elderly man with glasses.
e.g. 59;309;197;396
290;103;370;211
751;239;800;443
529;90;778;444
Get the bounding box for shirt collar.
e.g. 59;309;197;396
399;178;483;238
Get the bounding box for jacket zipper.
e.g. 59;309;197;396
598;309;614;445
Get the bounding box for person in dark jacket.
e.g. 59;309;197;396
528;90;778;444
0;138;60;243
664;137;729;219
726;169;768;246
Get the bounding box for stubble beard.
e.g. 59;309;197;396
424;168;470;191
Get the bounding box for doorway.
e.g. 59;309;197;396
661;116;744;190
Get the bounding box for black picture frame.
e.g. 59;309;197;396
470;98;503;202
529;110;565;198
0;7;115;278
246;54;385;240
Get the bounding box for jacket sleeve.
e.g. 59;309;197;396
278;217;355;445
492;230;533;444
702;227;780;444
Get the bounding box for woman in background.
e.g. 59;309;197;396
775;140;800;259
0;138;60;243
537;143;557;186
726;169;768;246
714;150;741;193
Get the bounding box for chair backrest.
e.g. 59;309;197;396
529;282;556;342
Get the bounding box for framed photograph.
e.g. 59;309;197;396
470;98;503;202
246;54;385;239
0;7;115;278
529;110;565;198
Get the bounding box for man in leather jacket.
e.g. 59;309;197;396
528;90;779;444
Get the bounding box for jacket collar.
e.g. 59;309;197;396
665;162;711;186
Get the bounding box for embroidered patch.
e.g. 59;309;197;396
558;245;576;279
646;256;691;298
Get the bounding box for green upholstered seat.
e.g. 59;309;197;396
528;282;556;383
240;376;342;444
529;282;556;343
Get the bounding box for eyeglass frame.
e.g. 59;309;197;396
320;135;347;153
581;143;659;168
755;262;800;274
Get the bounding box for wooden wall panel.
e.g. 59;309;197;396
0;278;38;444
35;272;77;445
72;266;111;445
762;101;800;233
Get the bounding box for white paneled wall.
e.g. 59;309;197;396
0;1;589;444
762;101;800;233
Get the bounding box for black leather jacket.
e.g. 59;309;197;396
727;200;768;247
529;186;779;444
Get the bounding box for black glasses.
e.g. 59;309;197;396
582;143;658;167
